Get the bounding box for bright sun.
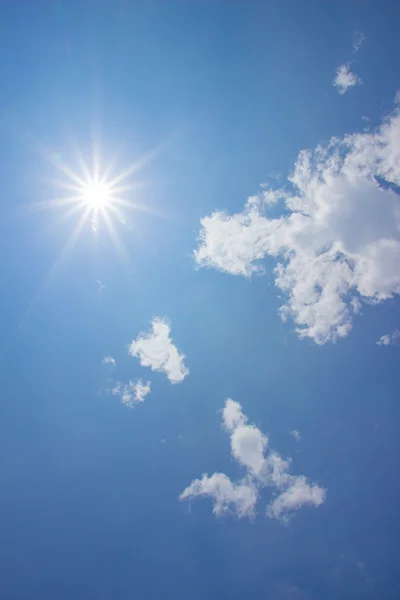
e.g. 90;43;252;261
18;142;164;325
81;180;111;210
30;140;163;244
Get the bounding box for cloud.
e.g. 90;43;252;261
180;473;258;518
267;475;326;522
103;356;116;367
377;330;400;346
290;430;302;442
333;63;362;94
194;98;400;344
223;399;268;476
112;380;151;407
273;582;311;600
181;400;325;522
129;318;189;383
353;31;365;53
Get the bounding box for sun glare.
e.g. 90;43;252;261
25;139;167;255
18;137;172;327
81;180;111;210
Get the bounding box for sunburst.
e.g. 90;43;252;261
49;145;149;238
18;140;163;326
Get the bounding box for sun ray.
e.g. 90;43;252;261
19;206;91;328
102;209;134;271
16;194;85;216
18;137;175;326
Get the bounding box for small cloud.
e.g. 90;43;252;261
180;472;258;518
290;430;302;442
377;330;400;346
353;31;365;53
103;356;116;367
273;582;311;599
267;475;326;523
97;279;105;293
129;317;189;384
333;63;362;94
181;399;325;522
112;379;151;407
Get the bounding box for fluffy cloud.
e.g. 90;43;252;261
103;356;116;367
223;399;268;476
180;400;325;522
180;473;258;518
267;475;326;522
195;99;400;344
333;63;361;94
129;318;189;383
377;330;400;346
112;380;151;407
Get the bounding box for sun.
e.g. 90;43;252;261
81;180;112;210
25;139;165;249
18;138;168;326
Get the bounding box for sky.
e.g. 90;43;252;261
0;1;400;598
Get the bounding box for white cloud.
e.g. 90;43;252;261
112;379;151;407
222;397;248;431
377;330;400;346
223;400;268;476
180;473;258;518
103;356;116;367
129;317;189;383
230;423;268;475
181;399;325;522
194;98;400;344
290;430;302;442
353;31;365;53
333;63;362;94
267;476;326;522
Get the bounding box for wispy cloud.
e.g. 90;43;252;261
353;31;365;53
194;97;400;344
112;379;151;407
290;430;302;442
129;317;189;383
333;63;362;94
103;356;116;367
180;400;325;522
377;330;400;346
273;582;311;599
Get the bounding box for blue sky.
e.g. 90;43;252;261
1;1;400;598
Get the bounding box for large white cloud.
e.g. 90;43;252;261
195;99;400;344
180;399;325;522
129;317;189;383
